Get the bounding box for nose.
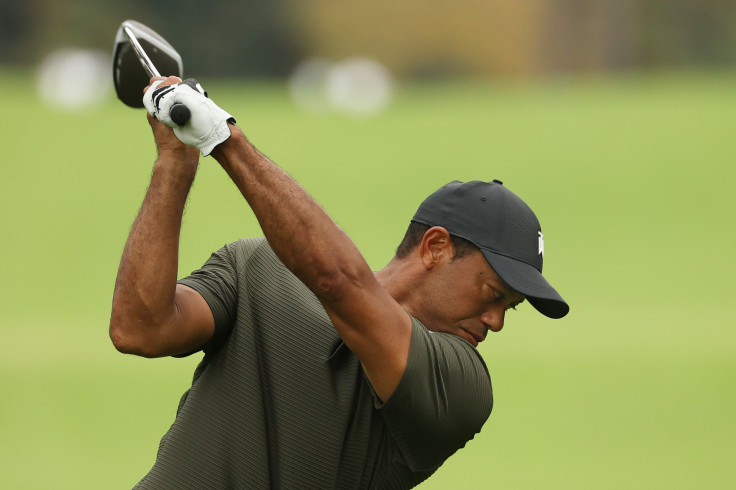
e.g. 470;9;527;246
481;307;505;333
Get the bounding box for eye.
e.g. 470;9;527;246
507;299;524;311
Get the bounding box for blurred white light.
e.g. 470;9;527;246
289;57;394;116
37;48;111;111
288;58;334;114
327;58;394;116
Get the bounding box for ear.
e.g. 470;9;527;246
419;226;454;270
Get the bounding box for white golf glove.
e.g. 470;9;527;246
144;78;236;156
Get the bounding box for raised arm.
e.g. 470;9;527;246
131;76;412;397
109;113;215;357
211;126;412;401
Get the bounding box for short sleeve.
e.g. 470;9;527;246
378;318;493;471
177;242;241;354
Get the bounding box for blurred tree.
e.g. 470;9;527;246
288;0;736;78
137;0;304;77
536;0;641;74
0;0;303;77
31;0;139;51
0;0;734;77
288;0;549;78
0;0;35;63
641;0;736;66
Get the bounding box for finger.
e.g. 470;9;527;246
142;76;183;94
143;77;165;94
147;112;170;133
143;80;165;116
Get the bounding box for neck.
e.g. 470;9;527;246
375;256;424;320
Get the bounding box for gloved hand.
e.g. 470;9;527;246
144;78;236;156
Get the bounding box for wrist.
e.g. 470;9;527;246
210;124;247;162
156;145;199;163
154;151;199;178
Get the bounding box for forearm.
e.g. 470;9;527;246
110;153;198;352
211;125;372;299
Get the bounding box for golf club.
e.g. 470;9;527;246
113;19;190;125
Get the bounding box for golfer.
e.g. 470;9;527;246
110;76;569;489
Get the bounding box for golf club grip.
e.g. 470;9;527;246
170;103;191;125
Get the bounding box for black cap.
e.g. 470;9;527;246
412;180;569;319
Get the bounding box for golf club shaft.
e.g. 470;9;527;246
123;24;190;125
123;26;161;79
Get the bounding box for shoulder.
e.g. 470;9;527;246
208;237;289;277
377;317;493;471
225;236;273;262
404;317;492;410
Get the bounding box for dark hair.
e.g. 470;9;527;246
395;222;478;260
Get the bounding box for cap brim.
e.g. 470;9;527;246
481;250;569;319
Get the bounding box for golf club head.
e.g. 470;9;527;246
113;20;183;108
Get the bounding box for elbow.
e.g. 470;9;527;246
109;318;140;355
110;296;140;354
109;293;173;357
109;316;160;357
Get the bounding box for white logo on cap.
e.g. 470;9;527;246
538;231;544;257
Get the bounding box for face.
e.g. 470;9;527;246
419;249;525;347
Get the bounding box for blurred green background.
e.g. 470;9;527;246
1;1;735;489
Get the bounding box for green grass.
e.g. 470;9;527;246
1;68;734;488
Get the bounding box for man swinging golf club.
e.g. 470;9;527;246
110;73;569;488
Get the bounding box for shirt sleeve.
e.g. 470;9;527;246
176;241;242;355
377;317;493;472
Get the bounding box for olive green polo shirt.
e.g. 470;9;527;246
135;238;492;489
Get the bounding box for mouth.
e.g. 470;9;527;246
460;329;482;347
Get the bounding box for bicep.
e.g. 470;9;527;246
319;278;413;402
